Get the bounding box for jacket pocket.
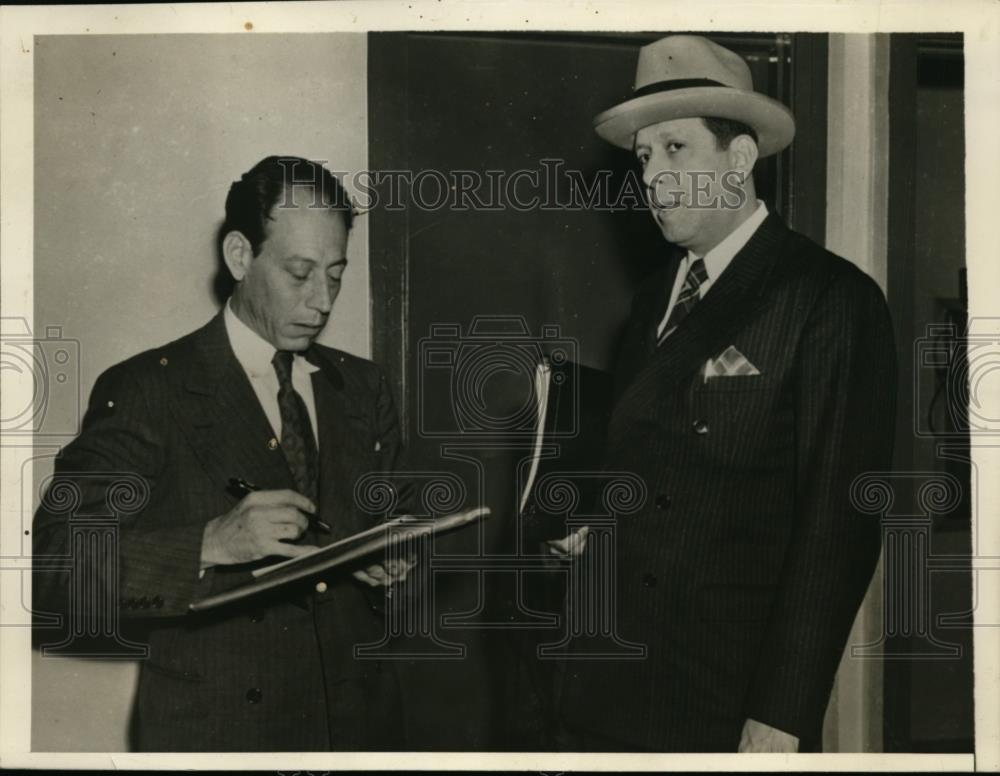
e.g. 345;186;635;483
697;374;770;393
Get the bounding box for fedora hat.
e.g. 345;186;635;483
594;35;795;157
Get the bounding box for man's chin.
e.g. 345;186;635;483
657;221;688;246
654;209;686;240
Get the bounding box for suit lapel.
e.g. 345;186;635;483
638;253;682;358
175;312;297;498
307;348;372;544
617;213;788;413
613;249;682;401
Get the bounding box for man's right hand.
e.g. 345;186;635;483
200;489;320;568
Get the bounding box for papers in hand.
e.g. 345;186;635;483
518;359;551;514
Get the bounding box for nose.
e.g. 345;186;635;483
642;164;659;193
644;167;671;208
308;275;335;315
645;169;681;210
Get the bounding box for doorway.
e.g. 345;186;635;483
367;30;829;749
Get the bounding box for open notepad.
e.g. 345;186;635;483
189;507;489;612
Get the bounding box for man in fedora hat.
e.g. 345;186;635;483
554;35;897;752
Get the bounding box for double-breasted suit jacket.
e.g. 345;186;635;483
558;213;897;751
33;311;405;751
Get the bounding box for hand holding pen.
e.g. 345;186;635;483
228;477;331;534
200;485;323;569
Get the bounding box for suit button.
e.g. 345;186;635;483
692;420;709;435
655;494;672;510
523;503;537;517
315;581;328;594
641;573;657;589
249;610;264;623
246;687;263;704
267;437;279;450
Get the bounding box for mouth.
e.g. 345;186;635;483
292;322;325;333
654;207;681;224
652;193;686;211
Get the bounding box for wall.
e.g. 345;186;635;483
32;32;368;752
908;62;973;750
822;33;891;753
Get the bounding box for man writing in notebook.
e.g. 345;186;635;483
33;156;414;751
554;36;897;752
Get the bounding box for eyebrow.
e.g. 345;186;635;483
660;128;690;144
285;256;349;268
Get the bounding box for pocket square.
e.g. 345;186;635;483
705;345;761;379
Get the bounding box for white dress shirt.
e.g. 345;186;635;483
223;300;321;444
656;200;769;339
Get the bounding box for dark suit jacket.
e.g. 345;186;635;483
33;311;405;752
557;213;897;751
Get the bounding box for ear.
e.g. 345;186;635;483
727;134;760;178
222;231;254;281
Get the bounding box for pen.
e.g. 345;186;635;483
227;477;332;534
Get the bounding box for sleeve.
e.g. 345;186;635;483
744;269;897;741
32;362;211;620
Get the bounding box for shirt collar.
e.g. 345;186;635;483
691;199;768;283
223;300;319;379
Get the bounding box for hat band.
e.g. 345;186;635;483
632;77;728;99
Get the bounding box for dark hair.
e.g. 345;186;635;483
701;117;759;150
223;155;354;256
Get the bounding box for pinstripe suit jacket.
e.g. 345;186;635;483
558;212;896;751
33;311;404;751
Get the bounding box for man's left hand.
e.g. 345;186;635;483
353;554;418;588
738;718;799;752
545;525;590;559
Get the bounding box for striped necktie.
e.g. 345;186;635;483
657;257;708;346
271;350;319;505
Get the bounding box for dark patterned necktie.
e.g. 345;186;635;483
657;256;709;346
272;350;318;505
